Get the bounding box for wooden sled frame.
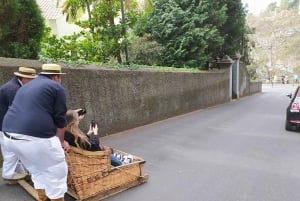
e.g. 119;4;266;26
66;147;149;201
12;147;149;201
0;167;39;200
67;172;149;201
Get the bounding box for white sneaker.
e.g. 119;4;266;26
127;155;133;163
123;155;133;164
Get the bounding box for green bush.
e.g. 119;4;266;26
0;0;44;59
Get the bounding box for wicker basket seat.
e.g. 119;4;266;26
65;147;148;201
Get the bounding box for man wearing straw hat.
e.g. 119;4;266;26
2;64;69;201
0;67;37;182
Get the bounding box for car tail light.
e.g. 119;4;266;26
291;102;300;110
290;118;300;123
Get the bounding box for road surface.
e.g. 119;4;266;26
1;84;300;201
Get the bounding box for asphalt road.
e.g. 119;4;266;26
1;84;300;201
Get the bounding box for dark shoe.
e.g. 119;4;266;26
3;180;18;185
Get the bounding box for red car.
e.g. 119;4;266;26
286;86;300;131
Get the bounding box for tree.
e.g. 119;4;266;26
146;0;227;68
0;0;20;39
0;0;45;59
62;0;92;22
288;0;299;9
61;0;95;34
267;2;277;12
279;0;299;10
133;0;154;36
218;0;247;59
143;0;249;68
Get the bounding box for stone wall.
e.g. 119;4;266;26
239;62;262;97
0;57;233;136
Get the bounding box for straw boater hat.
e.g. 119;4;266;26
14;67;37;79
39;64;66;75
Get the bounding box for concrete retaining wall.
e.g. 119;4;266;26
0;57;239;136
239;62;262;97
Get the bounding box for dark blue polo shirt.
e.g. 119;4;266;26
2;75;67;138
0;77;22;131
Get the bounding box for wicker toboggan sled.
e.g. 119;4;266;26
65;147;149;201
14;147;148;201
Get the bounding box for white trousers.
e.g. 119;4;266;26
2;132;67;199
1;131;26;179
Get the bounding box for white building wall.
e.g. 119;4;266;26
46;19;58;35
55;17;82;37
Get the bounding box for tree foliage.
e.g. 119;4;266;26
62;0;93;23
144;0;223;68
45;0;249;68
267;2;277;12
144;0;247;68
43;0;140;64
129;35;163;66
219;0;247;58
133;0;154;36
0;0;44;59
40;27;104;63
279;0;299;10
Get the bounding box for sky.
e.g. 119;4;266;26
242;0;280;15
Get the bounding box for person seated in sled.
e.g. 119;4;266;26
64;109;122;166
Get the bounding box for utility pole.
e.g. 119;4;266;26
120;0;129;64
270;43;273;68
269;42;273;86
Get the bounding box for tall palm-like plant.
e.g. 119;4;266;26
54;0;139;63
61;0;93;22
57;0;94;34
